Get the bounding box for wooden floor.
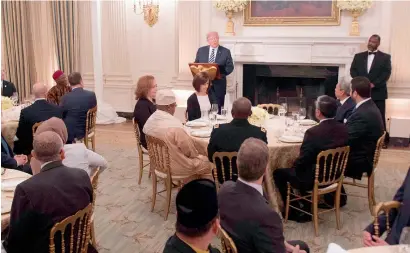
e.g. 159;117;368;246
93;121;410;253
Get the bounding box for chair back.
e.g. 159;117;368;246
32;121;43;135
49;203;93;253
146;135;171;177
257;104;281;115
314;146;350;187
132;118;142;145
373;131;386;169
373;200;401;237
85;106;97;137
219;227;238;253
212;152;238;188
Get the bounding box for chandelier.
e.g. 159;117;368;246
134;0;159;27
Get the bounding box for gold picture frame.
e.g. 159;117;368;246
244;1;340;26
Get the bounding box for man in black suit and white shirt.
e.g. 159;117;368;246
1;68;17;98
345;76;384;180
350;34;391;147
60;72;97;143
13;83;63;155
334;80;355;123
195;31;234;110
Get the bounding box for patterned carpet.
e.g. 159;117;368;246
93;124;410;253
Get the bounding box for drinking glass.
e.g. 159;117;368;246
211;104;219;114
221;108;227;119
281;103;288;116
278;107;286;117
285;116;294;133
209;110;217;126
299;108;307;120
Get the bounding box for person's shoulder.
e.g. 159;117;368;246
187;93;196;101
198;45;208;51
219;45;230;52
378;50;391;58
247;124;267;136
355;51;367;57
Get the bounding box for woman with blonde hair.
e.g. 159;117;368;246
46;70;72;105
133;75;157;149
186;72;217;121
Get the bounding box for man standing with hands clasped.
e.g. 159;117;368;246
350;34;391;148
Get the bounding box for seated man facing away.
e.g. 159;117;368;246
60;72;97;143
144;89;211;179
345;76;384;180
1;135;31;174
207;97;267;182
13;83;63;155
3;131;93;253
273;95;348;222
219;138;309;253
334;80;355;123
363;167;410;246
163;179;220;253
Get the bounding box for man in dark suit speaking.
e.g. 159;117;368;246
350;34;391;147
195;31;234;110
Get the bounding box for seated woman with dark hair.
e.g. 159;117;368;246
133;75;157;149
186;72;217;121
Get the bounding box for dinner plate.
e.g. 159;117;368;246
279;135;303;143
191;130;211;138
1;178;25;192
299;119;317;126
185;121;208;128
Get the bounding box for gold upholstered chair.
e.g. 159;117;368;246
257;104;281;115
89;167;100;248
219;227;238;253
373;200;401;237
212;152;238;190
132;118;151;185
78;106;97;151
49;203;93;253
285;146;350;236
146;135;192;221
32;121;43;136
343;131;386;215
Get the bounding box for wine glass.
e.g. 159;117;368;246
281;103;288;116
211;104;218;114
299;108;307;120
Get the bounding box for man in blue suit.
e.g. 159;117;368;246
1;135;31;174
60;72;97;143
334;81;355;123
195;32;234;110
363;167;410;245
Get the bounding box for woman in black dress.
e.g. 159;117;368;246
133;75;157;149
186;72;217;121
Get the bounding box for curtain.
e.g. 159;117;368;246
51;1;79;74
1;1;35;101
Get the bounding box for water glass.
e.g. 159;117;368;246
221;108;227;118
299;108;307;120
281;103;288;115
278;107;286;117
292;112;299;122
211;104;219;114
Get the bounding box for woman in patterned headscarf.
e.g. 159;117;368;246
46;70;72;105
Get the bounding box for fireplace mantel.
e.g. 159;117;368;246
219;36;368;98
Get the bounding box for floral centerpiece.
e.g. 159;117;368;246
248;106;269;127
337;0;373;36
213;0;248;36
2;96;14;111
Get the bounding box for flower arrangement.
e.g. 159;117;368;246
248;106;269;127
213;0;249;36
2;96;14;111
336;0;373;36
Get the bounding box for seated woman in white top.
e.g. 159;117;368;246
186;72;217;121
31;117;108;175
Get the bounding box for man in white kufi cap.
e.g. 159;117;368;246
143;89;212;179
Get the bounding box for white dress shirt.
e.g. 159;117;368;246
238;178;263;196
355;97;371;109
367;50;377;73
197;95;211;112
208;46;219;62
339;97;349;105
63;143;108;175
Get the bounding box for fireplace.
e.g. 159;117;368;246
243;64;339;118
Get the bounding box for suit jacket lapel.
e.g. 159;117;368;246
206;46;210;63
369;52;380;74
364;53;369;74
215;48;222;64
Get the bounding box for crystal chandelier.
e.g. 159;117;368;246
134;0;159;27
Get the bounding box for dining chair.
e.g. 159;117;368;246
343;131;386;215
132;118;151;185
212;152;238;190
146;135;192;221
89;167;100;248
373;200;401;237
284;146;350;236
257;103;281;115
77;106;97;151
32;121;43;136
219;227;238;253
49;203;93;253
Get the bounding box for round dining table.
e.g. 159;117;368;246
347;245;410;253
186;117;313;213
1;168;32;232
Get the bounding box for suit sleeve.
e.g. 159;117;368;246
373;55;392;87
186;95;198;121
60;96;68;118
194;48;201;63
293;130;316;176
1;151;17;169
346;113;367;146
7;185;33;234
169;128;199;159
15;110;27;142
207;129;218;162
350;54;359;78
224;49;234;77
254;211;286;253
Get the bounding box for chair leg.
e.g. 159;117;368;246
151;173;157;212
92;136;96;151
90;220;97;248
312;194;319;237
335;188;341;230
164;178;172;221
138;149;143;185
284;183;291;223
368;175;376;215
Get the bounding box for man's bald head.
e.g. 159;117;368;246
32;83;48;99
32;131;64;164
232;97;252;119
